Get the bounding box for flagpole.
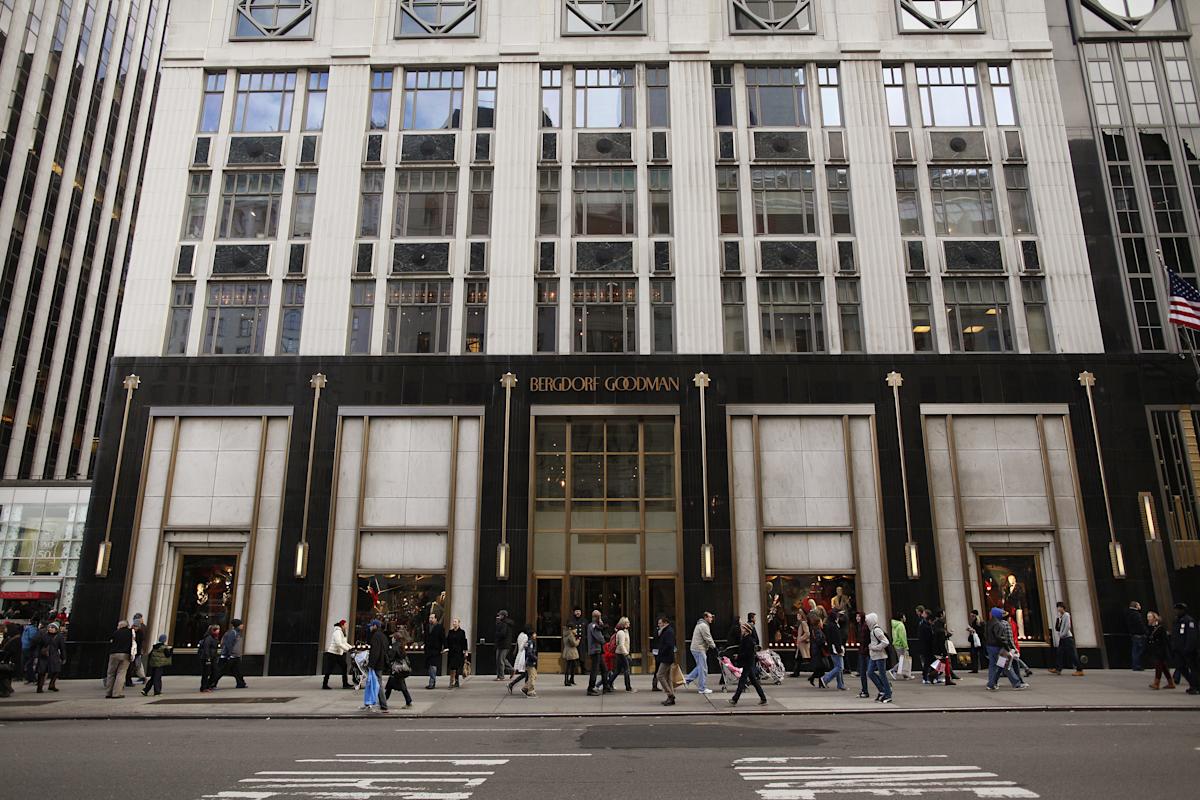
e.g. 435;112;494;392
1156;248;1200;391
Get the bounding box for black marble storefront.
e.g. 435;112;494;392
64;353;1200;677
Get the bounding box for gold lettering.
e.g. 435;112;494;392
530;375;681;392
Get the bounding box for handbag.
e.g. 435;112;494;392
392;656;411;675
463;655;472;677
945;639;958;656
669;663;685;688
885;644;899;670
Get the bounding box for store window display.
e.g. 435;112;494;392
171;554;238;648
763;573;857;649
977;553;1047;643
355;574;446;649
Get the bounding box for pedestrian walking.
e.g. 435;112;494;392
1146;611;1174;690
968;610;986;673
654;616;678;706
853;612;871;697
493;610;513;680
197;624;220;692
866;613;893;703
141;634;172;696
446;618;468;688
807;609;828;686
1126;601;1148;672
1049;602;1084;676
104;620;134;698
214;619;248;689
522;632;539;697
1170;603;1199;694
363;619;389;712
383;628;414;708
917;608;936;684
889;613;910;681
790;611;811;678
985;608;1028;691
322;620;354;689
507;627;531;695
0;623;21;697
32;622;65;693
126;614;147;687
562;624;580;686
568;608;586;679
609;617;634;692
585;610;611;695
932;612;954;686
1006;611;1032;678
424;614;446;689
819;610;847;690
684;611;717;694
730;619;768;706
21;617;40;684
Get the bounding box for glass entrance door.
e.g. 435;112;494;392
570;576;640;667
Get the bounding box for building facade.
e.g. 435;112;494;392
0;0;166;620
65;0;1200;677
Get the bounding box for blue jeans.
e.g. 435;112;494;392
1130;635;1146;671
427;664;438;687
867;658;892;699
685;650;708;691
822;653;845;689
986;646;1021;688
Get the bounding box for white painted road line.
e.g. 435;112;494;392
734;757;1038;799
335;753;591;758
390;728;576;733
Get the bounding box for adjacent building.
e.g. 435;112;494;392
0;0;166;620
64;1;1200;678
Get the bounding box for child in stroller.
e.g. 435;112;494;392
718;645;787;690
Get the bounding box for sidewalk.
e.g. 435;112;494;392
2;668;1197;721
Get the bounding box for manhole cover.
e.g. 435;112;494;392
150;696;296;705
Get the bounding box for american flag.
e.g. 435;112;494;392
1168;268;1200;332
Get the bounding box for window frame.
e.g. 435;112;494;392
943;277;1015;353
563;0;647;36
758;277;826;354
232;71;298;133
201;280;272;356
396;0;481;39
230;0;316;41
728;0;815;35
402;68;465;132
393;169;459;239
897;0;984;34
216;171;286;240
572;279;638;354
574;167;638;237
384;279;454;354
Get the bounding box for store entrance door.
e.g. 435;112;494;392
571;576;640;668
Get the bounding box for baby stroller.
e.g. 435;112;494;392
349;646;370;687
718;646;742;692
757;649;786;685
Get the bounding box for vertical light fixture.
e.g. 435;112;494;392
295;373;326;579
97;374;141;577
1079;371;1126;579
693;372;715;581
1138;492;1159;541
887;372;919;580
498;372;518;580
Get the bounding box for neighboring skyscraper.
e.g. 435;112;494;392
63;1;1200;678
0;0;166;618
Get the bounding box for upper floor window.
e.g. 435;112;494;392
199;73;227;133
564;1;646;36
988;65;1016;126
574;168;637;236
1078;0;1183;35
746;66;808;127
303;71;328;131
883;66;908;126
394;169;459;238
751;167;816;235
232;0;315;40
370;69;394;130
898;1;982;32
403;69;464;131
476;68;497;129
915;65;982;127
218;172;286;239
730;0;814;34
233;72;296;133
397;0;480;38
929;166;996;236
575;67;635;129
541;68;563;128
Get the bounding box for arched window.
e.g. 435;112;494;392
730;1;814;34
1078;0;1180;33
897;0;982;32
232;0;315;40
397;0;480;38
564;1;646;35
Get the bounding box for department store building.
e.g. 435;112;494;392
66;0;1200;677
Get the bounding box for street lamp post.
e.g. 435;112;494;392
694;372;715;581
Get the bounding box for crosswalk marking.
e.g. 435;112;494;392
203;751;589;800
733;757;1038;799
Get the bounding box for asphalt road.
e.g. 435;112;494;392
4;711;1197;799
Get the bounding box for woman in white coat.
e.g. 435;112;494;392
507;627;530;694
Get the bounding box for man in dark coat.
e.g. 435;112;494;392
820;611;847;689
585;610;611;695
424;614;446;689
197;624;221;692
213;619;247;689
918;608;936;684
654;616;677;706
31;622;65;693
104;620;134;698
730;619;768;706
493;610;513;680
1171;603;1200;694
367;620;391;711
1125;601;1148;671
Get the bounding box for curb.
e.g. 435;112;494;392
2;704;1196;723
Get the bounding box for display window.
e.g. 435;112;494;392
763;573;857;649
171;553;238;648
977;552;1049;644
354;573;446;649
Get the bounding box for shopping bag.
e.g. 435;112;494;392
362;668;379;706
945;640;958;656
996;653;1011;669
885;644;899;670
669;663;686;688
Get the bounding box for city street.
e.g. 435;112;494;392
5;710;1197;799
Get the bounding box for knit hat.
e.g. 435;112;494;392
158;634;168;644
367;619;381;629
990;607;1004;619
336;619;346;626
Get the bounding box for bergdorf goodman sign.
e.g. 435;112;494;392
529;375;681;392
